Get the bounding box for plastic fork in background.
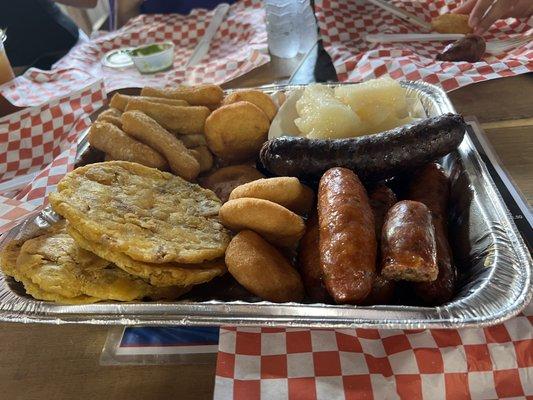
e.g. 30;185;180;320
365;33;532;55
365;33;465;43
485;35;532;55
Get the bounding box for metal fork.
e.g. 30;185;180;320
485;35;532;55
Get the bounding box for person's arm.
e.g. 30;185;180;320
53;0;98;8
453;0;533;34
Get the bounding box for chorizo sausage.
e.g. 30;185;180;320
298;212;329;302
381;200;438;282
318;167;376;304
363;184;397;305
407;163;456;305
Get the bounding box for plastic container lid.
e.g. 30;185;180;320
102;48;134;69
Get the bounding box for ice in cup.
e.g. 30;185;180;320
0;29;15;85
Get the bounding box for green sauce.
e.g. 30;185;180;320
130;44;168;57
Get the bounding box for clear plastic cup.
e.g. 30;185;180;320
0;30;15;85
296;0;318;54
264;0;299;58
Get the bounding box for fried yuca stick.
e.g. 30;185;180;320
96;108;122;128
125;98;210;135
122;111;200;181
141;84;223;107
109;93;189;112
88;121;168;170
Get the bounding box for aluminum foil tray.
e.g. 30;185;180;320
0;82;530;328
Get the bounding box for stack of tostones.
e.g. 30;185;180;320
0;161;231;304
1;221;189;303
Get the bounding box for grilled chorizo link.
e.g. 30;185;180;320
298;212;329;302
381;200;438;282
407;163;456;305
318;167;376;304
363;184;397;305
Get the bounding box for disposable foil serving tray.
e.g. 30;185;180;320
0;81;530;328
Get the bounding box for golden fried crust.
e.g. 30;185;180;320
225;230;304;302
88;121;168;170
49;161;230;264
68;226;225;288
96;109;122;128
200;165;265;203
16;221;190;301
109;93;188;111
205;101;270;162
189;146;214;173
219;198;305;248
223;90;277;121
121;111;200;181
229;177;314;215
179;134;207;148
141;85;224;107
125;99;210;135
431;14;473;34
0;235;100;304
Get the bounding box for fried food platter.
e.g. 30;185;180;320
0;81;530;328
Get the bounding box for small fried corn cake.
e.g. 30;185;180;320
49;161;230;264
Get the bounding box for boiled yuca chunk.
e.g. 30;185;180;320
295;84;364;139
334;77;411;134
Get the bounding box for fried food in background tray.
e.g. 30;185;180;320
121;110;200;181
96;107;123;128
199;165;265;203
225;230;304;303
219;197;305;249
222;89;278;121
205;101;270;162
431;13;473;34
0;221;190;303
110;93;188;111
125;99;210;135
141;84;224;108
228;177;314;214
49;161;230;265
88;121;168;170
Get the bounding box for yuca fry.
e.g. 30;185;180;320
141;84;223;107
97;108;122;128
109;93;188;111
179;134;207;148
88;121;168;170
189;146;214;173
122;111;200;181
125;98;210;135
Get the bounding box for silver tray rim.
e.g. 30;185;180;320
0;81;530;329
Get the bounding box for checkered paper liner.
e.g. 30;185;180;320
0;0;269;107
314;0;533;91
0;80;105;234
214;304;532;399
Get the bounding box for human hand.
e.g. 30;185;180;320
453;0;533;34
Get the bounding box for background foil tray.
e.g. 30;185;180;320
0;81;530;329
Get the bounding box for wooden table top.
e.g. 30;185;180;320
0;50;531;399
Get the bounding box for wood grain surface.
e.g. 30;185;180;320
0;50;531;400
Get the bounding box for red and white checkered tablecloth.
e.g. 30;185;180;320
0;80;105;234
0;0;269;107
214;303;532;399
314;0;533;91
